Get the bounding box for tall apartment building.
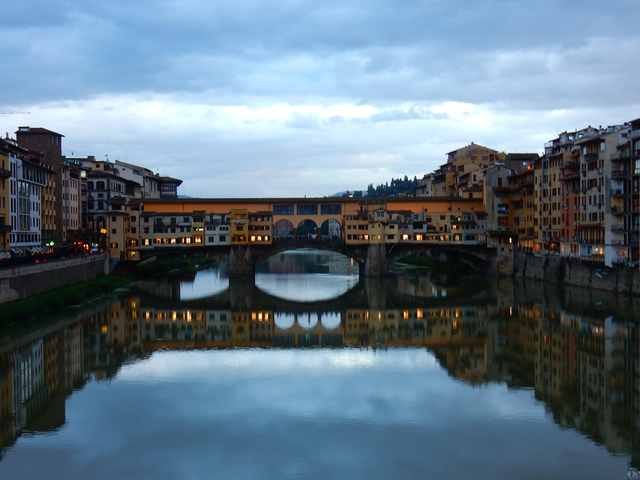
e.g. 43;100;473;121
113;160;182;199
507;166;536;251
620;118;640;264
575;125;629;266
540;130;588;255
15;127;64;245
85;170;136;235
61;158;82;240
0;138;49;252
434;143;505;199
422;144;537;201
114;160;159;199
535;147;563;252
0;143;11;252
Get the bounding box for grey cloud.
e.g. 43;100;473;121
1;1;640;197
1;0;639;108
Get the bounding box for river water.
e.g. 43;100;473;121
0;250;639;479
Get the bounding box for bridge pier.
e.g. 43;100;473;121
228;245;255;277
228;275;256;310
362;243;388;277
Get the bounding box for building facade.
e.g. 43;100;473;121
15;127;64;245
61;158;82;241
0;143;11;253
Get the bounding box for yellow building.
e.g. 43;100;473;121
107;211;128;260
230;209;249;244
248;212;272;245
447;143;506;199
344;213;369;244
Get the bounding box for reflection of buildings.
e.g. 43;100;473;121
0;298;142;454
137;304;493;369
491;302;640;459
0;292;638;467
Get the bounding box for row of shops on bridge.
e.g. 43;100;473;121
107;197;488;261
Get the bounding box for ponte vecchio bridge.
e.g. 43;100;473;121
133;196;495;276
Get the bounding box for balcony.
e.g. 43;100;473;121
584;152;599;162
0;167;10;179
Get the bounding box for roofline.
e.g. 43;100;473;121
86;170;142;186
142;196;483;205
16;127;65;137
115;159;154;173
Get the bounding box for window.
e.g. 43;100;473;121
297;204;318;215
320;203;341;215
273;204;294;215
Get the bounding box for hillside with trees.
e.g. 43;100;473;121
365;175;419;198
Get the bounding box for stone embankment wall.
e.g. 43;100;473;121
0;254;109;304
510;250;640;295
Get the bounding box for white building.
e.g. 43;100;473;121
205;214;231;246
9;153;48;251
115;160;161;199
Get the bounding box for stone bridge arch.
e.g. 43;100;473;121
274;219;295;239
320;219;342;240
295;219;319;239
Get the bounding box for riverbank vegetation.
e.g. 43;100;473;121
1;274;131;327
1;254;217;327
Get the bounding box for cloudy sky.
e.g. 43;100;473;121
1;1;639;197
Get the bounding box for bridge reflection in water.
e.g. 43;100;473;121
0;276;640;472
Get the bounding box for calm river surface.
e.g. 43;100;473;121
0;250;639;479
